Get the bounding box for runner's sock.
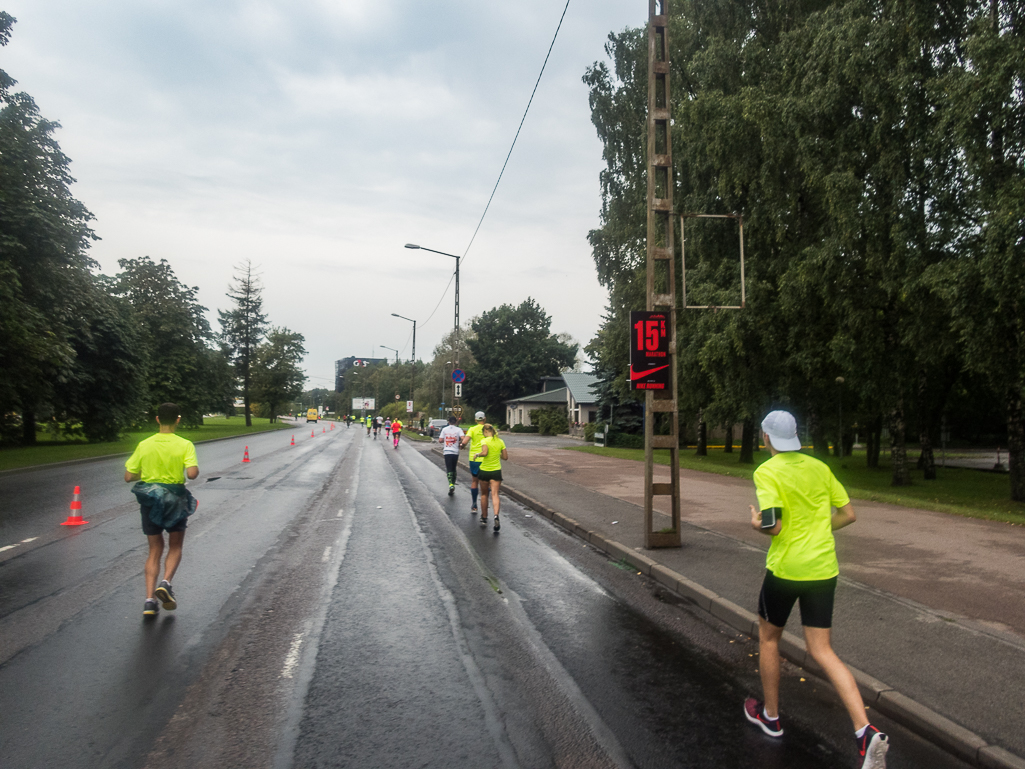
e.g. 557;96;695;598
471;488;479;507
855;725;868;739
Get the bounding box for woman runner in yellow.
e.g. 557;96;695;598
476;424;507;532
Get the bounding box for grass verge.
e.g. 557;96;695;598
567;445;1025;524
0;417;290;472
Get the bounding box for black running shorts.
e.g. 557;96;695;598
140;506;187;536
477;468;502;483
758;570;837;629
444;453;458;473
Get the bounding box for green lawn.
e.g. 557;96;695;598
0;417;290;472
568;445;1025;524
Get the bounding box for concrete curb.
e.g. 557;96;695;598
490;473;1025;769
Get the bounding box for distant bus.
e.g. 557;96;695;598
307;408;319;423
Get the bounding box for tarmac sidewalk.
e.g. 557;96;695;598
442;439;1025;769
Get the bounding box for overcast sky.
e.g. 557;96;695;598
3;0;642;389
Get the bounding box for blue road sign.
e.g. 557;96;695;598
452;369;466;383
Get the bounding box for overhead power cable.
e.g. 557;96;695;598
415;0;572;334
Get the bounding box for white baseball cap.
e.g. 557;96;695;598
761;410;802;452
475;411;485;420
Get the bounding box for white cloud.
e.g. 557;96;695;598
3;0;642;384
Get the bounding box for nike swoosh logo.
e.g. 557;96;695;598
630;364;670;380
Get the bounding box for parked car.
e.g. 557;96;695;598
427;418;448;438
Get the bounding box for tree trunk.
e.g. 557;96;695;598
739;417;755;464
916;371;936;480
889;403;911;486
809;408;828;458
21;408;36;446
723;424;733;453
696;409;707;456
1008;387;1025;502
866;414;882;469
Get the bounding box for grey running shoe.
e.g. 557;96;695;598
493;517;500;533
143;599;159;617
155;580;177;610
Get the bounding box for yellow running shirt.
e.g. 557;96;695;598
479;435;506;472
465;424;485;461
125;433;198;484
753;452;850;581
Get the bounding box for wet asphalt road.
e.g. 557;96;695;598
0;424;965;768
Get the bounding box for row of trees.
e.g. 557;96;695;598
0;15;305;443
583;0;1024;500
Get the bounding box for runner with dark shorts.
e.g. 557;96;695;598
124;403;199;618
744;410;888;769
475;424;507;533
461;412;487;514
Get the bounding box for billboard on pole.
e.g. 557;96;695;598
351;398;376;410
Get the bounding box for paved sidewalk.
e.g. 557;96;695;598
470;441;1025;769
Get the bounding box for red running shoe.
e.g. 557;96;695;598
743;698;783;737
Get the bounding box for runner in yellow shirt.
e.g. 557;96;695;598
124;403;199;617
460;412;487;514
475;424;507;532
744;410;889;769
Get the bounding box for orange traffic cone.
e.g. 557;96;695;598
322;427;326;434
243;446;251;463
311;429;315;438
61;486;89;526
290;435;295;446
330;423;334;431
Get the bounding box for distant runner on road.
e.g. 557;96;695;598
461;412;487;514
390;418;403;448
744;410;889;769
124;402;199;618
438;416;465;495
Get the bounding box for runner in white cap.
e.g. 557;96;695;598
461;412;487;514
744;410;888;769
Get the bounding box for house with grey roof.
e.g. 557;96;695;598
503;372;599;428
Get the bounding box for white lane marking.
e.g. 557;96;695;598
273;436;361;769
321;546;331;563
337;508;343;517
21;537;37;543
0;545;17;553
280;632;305;679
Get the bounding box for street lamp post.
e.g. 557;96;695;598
404;244;459;335
405;243;461;417
391;313;417;415
381;345;398;364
